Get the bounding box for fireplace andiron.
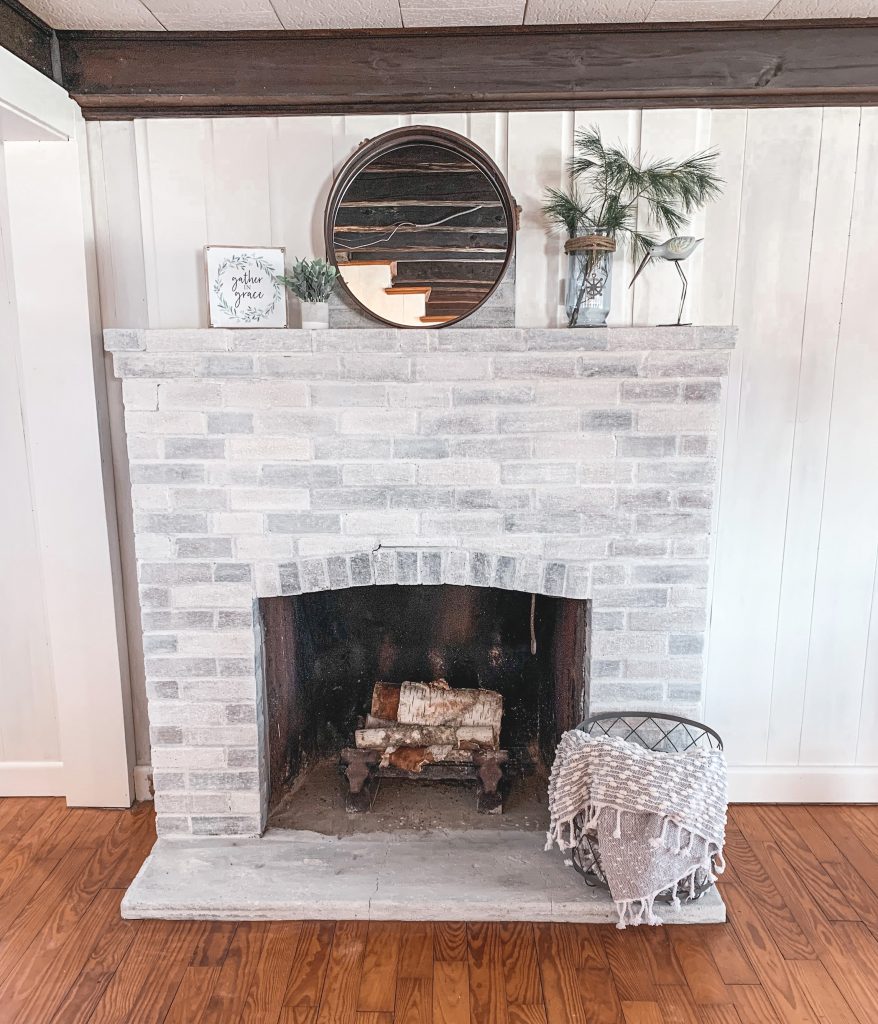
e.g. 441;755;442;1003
340;680;509;813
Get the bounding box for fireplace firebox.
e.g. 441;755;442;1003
261;584;588;826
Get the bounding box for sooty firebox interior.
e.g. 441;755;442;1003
261;584;588;832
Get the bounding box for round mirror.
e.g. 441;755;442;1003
325;127;516;329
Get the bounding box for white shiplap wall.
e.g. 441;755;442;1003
87;108;878;799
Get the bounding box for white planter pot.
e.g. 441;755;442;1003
300;301;329;330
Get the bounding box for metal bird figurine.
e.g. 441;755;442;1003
629;236;703;326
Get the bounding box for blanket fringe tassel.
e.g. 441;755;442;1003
545;802;725;929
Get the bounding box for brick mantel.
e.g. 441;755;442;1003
106;325;735;837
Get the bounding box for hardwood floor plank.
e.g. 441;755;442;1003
759;842;878;1023
91;804;157;890
506;1005;548;1024
0;800;68;901
819;923;878;1024
620;1002;663;1023
637;927;686;986
200;922;271;1022
602;928;656;1002
723;883;816;1024
47;897;139;1024
722;830;817;960
432;961;470;1024
279;1009;318;1024
789;960;859;1024
654;985;701;1024
757;807;859;922
190;922;237;967
396;976;432;1024
729;985;783;1024
729;806;775;844
568;924;610;968
499;922;542;1005
399;923;434;979
820;856;878;937
0;799;54;867
0;888;123;1024
89;919;209;1024
809;807;878;903
240;922;304;1023
164;966;222;1024
314;920;368;1024
283;921;335;1008
533;924;587;1024
467;922;508;1024
839;806;878;848
577;965;624;1024
666;929;732;1006
697;1009;743;1024
434;922;468;962
694;923;758;985
357;921;401;1013
356;1014;392;1024
780;808;842;863
0;847;95;985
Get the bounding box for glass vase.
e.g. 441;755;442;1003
565;234;615;327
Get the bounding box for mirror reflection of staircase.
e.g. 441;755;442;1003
334;143;508;326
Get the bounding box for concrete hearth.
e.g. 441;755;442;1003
122;829;727;923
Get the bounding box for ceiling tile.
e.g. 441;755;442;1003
646;0;775;18
23;0;163;29
524;0;652;20
143;0;282;29
768;0;878;14
271;0;403;28
401;1;525;25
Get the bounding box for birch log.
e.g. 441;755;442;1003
355;723;497;750
396;680;503;729
370;683;401;721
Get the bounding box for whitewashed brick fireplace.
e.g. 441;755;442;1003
107;324;734;843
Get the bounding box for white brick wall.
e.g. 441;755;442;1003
107;325;735;837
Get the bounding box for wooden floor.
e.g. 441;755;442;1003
0;801;876;1023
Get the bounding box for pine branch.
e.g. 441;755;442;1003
547;124;724;257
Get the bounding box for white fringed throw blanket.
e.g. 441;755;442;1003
546;731;727;928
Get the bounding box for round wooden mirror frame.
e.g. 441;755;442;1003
324;126;517;329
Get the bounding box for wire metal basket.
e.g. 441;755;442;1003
569;712;724;903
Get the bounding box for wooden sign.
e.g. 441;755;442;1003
205;245;287;328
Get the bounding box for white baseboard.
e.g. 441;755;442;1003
133;764;154;802
0;760;66;796
35;761;870;806
728;765;878;803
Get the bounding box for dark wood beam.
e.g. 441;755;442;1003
0;0;59;82
56;19;878;120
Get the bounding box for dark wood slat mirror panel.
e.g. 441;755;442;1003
325;127;517;329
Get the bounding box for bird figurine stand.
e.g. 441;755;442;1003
629;236;702;326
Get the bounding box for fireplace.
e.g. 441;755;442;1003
108;324;733;921
261;584;587;828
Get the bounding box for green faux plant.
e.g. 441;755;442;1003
542;126;723;258
276;258;340;303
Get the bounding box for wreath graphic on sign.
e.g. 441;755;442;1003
212;253;283;324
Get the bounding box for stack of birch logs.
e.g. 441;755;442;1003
341;678;508;813
358;679;503;771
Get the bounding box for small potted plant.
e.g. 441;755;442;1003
277;257;340;329
543;127;722;327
